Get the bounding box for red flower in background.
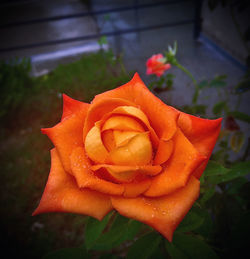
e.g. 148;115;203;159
146;54;171;77
33;73;221;242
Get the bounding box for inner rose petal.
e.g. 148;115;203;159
92;165;139;183
92;164;162;177
101;106;159;148
84;122;109;163
102;115;145;132
107;132;152;166
102;130;116;152
113;130;138;146
153;139;174;165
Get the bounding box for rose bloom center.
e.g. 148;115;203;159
84;106;161;183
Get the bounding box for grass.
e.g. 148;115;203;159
0;50;131;258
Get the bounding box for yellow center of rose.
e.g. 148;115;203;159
84;106;155;182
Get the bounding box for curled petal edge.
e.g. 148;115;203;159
41;102;89;173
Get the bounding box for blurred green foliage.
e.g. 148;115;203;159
0;50;130;259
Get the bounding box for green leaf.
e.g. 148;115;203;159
126;232;162;259
209;75;227;88
212;101;227;115
205;161;250;184
166;73;175;80
235;70;250;93
222;161;250;182
43;247;89;259
92;214;133;251
229;111;250;123
98;36;108;46
192;89;200;104
198;80;209;89
226;177;248;195
204;161;229;177
123;220;142;240
170;233;219;259
194;209;213;238
235;78;250;93
177;209;204;233
199;187;216;204
149;247;165;259
166;241;189;259
203;161;229;185
84;212;111;250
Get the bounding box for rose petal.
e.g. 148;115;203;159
153;139;174;165
110;106;159;147
93;73;179;141
102;115;145;132
33;149;112;220
94;166;139;183
108;132;152;166
70;147;124;195
91;164;162;183
85;123;109;164
83;98;136;142
102;130;116;151
113;130;138;146
111;176;200;242
145;129;206;197
61;94;89;121
123;178;152;198
42;104;88;173
177;113;222;178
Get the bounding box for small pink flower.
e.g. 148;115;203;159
146;54;171;77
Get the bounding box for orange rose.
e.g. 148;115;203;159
146;54;171;77
33;73;221;241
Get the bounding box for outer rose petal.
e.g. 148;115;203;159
123;178;151;198
33;149;112;220
91;166;152;197
61;94;89;121
93;73;179;141
111;176;200;241
177;113;222;178
70;147;124;195
42;103;89;173
145;129;206;197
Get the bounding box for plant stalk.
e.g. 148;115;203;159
175;62;200;104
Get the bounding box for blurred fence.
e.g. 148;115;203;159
0;0;202;53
